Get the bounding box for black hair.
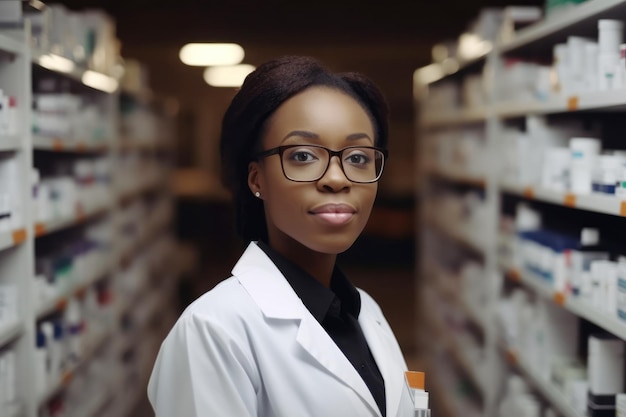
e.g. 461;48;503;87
219;55;389;243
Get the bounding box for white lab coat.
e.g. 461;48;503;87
148;242;415;417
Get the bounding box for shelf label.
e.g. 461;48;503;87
75;204;86;222
55;298;68;312
505;349;518;365
11;228;26;244
564;193;576;207
621;201;626;217
567;96;579;111
508;269;521;283
522;187;535;199
52;138;64;151
35;223;46;237
61;371;73;386
74;286;87;299
553;291;566;306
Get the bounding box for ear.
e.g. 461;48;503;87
248;161;262;196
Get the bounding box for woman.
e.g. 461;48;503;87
148;56;415;417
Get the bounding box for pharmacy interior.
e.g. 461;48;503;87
3;0;626;417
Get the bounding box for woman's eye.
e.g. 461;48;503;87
289;150;318;162
345;153;370;165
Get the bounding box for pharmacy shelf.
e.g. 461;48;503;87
498;0;626;55
421;107;488;129
500;181;626;217
0;32;22;55
0;320;23;348
36;259;112;319
32;49;119;94
82;389;113;417
424;216;486;258
502;264;626;341
500;343;582;417
0;228;27;252
0;135;21;152
32;135;109;153
496;88;626;118
34;203;112;238
117;174;163;203
427;168;487;188
38;325;113;407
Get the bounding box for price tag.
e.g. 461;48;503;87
620;201;626;217
553;292;566;306
564;193;576;207
522;187;535;199
11;228;26;244
508;269;521;283
506;349;518;365
35;223;46;237
567;96;579;111
52;138;64;151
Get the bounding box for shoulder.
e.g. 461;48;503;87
182;276;259;322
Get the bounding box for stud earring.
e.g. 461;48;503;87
254;191;261;198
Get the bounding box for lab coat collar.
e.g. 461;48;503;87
232;242;386;416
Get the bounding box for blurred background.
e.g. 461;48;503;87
6;0;626;417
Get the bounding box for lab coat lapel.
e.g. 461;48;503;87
295;315;382;416
233;243;382;416
359;310;405;417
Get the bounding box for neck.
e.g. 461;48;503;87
268;241;337;287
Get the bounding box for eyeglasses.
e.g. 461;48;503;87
255;144;387;183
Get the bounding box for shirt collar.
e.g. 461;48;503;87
257;241;361;322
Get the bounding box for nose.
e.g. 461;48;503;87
317;156;351;192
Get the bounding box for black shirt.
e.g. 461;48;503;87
257;242;386;416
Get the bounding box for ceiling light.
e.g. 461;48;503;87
203;64;255;88
179;43;244;66
82;70;119;93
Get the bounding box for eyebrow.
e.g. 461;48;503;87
280;130;373;143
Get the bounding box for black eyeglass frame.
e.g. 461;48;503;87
254;144;388;184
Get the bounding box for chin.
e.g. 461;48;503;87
307;235;358;255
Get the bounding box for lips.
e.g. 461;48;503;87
309;204;356;226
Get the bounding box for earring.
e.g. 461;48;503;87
254;191;261;198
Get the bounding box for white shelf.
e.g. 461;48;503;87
500;181;626;216
32;135;109;153
38;326;113;407
34;203;112;238
496;88;626;118
0;32;22;55
501;343;582;417
0;135;21;152
421;107;488;129
0;320;23;348
502;264;626;341
36;260;112;319
31;49;119;94
425;216;486;257
0;228;27;252
498;0;626;54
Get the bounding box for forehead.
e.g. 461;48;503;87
262;86;375;146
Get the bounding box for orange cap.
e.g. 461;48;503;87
405;371;425;390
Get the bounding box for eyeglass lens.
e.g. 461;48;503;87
281;146;384;182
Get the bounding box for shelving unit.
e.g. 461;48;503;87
501;343;582;417
416;2;626;416
0;8;182;417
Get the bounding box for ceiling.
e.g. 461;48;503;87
53;0;544;118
